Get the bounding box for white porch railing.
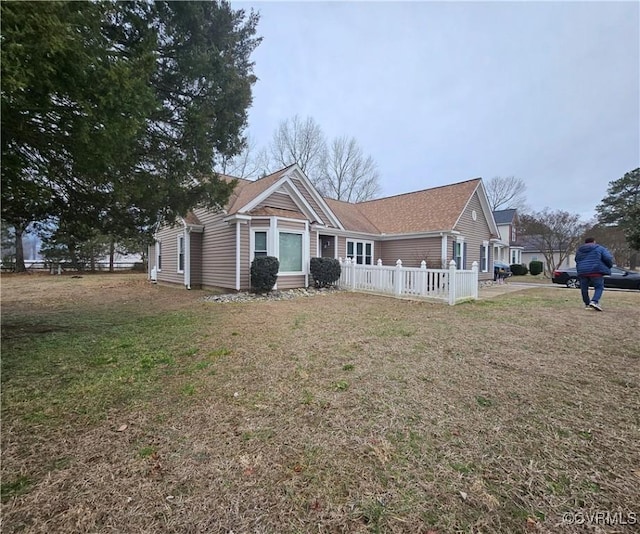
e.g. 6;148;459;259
338;258;479;305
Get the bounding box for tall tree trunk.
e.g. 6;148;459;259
69;242;80;271
630;251;638;271
109;240;115;272
15;226;26;273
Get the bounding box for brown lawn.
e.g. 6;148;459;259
1;273;639;533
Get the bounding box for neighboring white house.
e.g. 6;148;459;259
492;209;524;265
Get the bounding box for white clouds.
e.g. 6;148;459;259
235;0;639;218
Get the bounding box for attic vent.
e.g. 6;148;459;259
472;210;477;221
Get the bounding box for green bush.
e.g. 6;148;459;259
251;256;279;293
310;257;341;287
529;260;543;276
510;263;528;276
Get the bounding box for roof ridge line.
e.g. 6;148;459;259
357;177;482;204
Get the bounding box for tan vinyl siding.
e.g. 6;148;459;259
290;178;329;226
258;191;300;211
277;220;306;231
155;224;184;286
277;275;306;289
453;192;493;281
310;231;318;258
337;236;347;260
379;238;442;268
190;232;202;288
193;208;237;290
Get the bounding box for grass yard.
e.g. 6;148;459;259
1;273;639;533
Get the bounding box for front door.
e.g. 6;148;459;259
319;235;335;258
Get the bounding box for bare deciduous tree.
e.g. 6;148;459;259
216;136;270;179
269;115;326;180
519;209;587;274
319;136;380;202
486;176;527;211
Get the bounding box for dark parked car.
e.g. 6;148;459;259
493;261;511;281
552;266;640;290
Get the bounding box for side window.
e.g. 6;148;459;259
254;231;267;258
177;235;185;273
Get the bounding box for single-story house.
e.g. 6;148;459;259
149;164;501;290
520;235;576;275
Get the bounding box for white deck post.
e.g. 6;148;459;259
349;258;356;289
472;261;479;299
395;259;403;295
448;260;457;305
420;260;427;296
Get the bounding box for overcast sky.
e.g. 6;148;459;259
233;1;639;219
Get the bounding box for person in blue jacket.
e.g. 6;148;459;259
575;237;614;311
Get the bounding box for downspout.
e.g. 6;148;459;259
305;220;309;288
185;228;191;290
235;222;241;291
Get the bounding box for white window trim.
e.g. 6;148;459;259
455;237;465;269
251;228;268;259
177;234;185;274
156;241;162;272
481;241;489;273
250;226;308;276
346;239;375;265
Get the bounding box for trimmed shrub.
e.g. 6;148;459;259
310;257;341;287
510;263;529;276
529;260;544;276
251;256;279;293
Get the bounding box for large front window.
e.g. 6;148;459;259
347;240;373;265
279;232;302;272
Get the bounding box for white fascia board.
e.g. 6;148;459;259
287;165;345;230
378;230;453;241
473;181;500;235
239;177;289;213
451;181;500;237
270;215;309;225
224;214;252;223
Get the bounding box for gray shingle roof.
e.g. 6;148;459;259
493;209;517;225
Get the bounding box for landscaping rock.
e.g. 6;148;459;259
202;286;342;304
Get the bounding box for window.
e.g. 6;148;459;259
511;249;520;265
254;231;267;258
346;240;373;265
177;235;185;273
511;226;516;243
454;240;464;269
157;242;162;271
279;232;302;272
480;242;489;272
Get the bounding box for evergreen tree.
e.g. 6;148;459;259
1;1;261;270
596;168;640;252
